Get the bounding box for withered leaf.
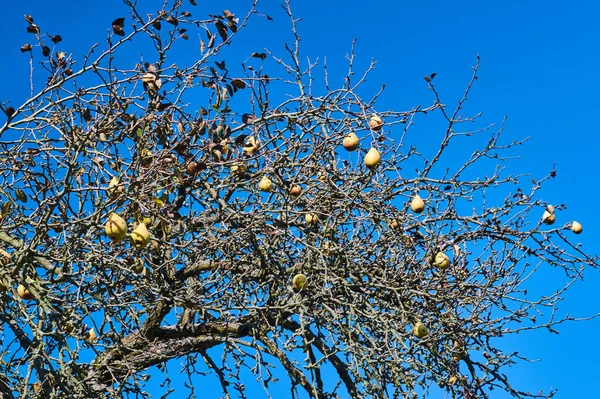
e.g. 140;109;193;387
228;21;237;33
166;16;178;26
82;108;92;122
200;40;205;53
251;52;267;60
231;79;246;89
215;60;226;70
4;106;15;117
42;46;50;57
200;107;208;116
112;18;125;36
214;21;228;42
51;35;62;44
24;14;34;24
20;44;32;52
152;19;161;30
27;25;40;35
430;72;437;79
181;11;192;17
156;102;171;111
181;33;189;40
424;76;431;82
188;0;197;5
223;10;235;20
241;114;256;124
266;14;273;21
234;134;248;146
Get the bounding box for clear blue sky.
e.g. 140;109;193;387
1;0;599;397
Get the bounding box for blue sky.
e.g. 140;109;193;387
1;0;599;397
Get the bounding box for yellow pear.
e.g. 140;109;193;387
369;114;383;131
364;148;381;171
433;252;450;270
259;176;273;192
342;132;359;151
413;321;428;338
130;223;151;248
546;204;555;214
542;210;555;225
108;176;124;197
105;213;127;242
389;219;400;230
411;195;425;213
17;284;34;300
292;273;308;292
571;221;583;234
141;148;153;167
305;213;319;224
85;328;97;342
289;185;302;197
243;136;259;155
230;163;247;175
448;375;458;385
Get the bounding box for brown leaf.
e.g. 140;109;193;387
223;10;235;20
214;21;228;42
4;107;15;117
200;39;205;54
215;60;226;70
166;16;178;26
266;14;273;21
152;19;161;30
112;18;125;36
423;76;431;82
27;25;40;35
228;21;237;33
51;35;62;44
251;52;267;60
180;33;189;40
24;14;34;24
20;44;32;52
182;11;192;17
42;46;50;57
231;79;246;89
189;0;197;5
430;72;437;79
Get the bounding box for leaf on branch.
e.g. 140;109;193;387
188;0;197;5
223;10;235;21
214;21;228;42
24;14;34;24
42;46;50;57
181;11;192;17
51;35;62;44
152;19;161;30
3;106;15;118
27;25;40;35
20;44;32;52
112;18;125;36
231;79;246;89
215;60;226;70
180;29;189;40
423;76;431;83
251;52;267;60
266;14;274;21
167;16;178;26
430;72;437;80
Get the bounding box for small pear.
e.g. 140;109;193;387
292;273;308;292
342;132;359;151
259;176;273;192
105;213;128;242
364;148;381;171
230;163;247;175
130;223;151;248
243;136;259;155
108;176;124;197
141;148;153;167
289;186;302;197
17;284;34;300
411;195;425;213
369;114;383;131
305;213;319;224
433;252;450;270
413;321;428;339
389;219;400;230
85;328;97;342
542;210;555;225
571;221;583;234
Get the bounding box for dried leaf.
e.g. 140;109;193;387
20;44;32;52
215;60;226;70
51;35;62;44
430;72;437;79
423;76;431;83
166;16;178;26
200;39;205;54
180;33;189;40
214;21;228;42
112;18;125;36
231;79;246;89
4;107;15;117
27;25;40;35
42;46;50;57
223;10;235;20
152;19;161;30
188;0;197;5
266;14;273;21
182;11;192;17
251;52;267;60
228;21;237;33
24;14;34;24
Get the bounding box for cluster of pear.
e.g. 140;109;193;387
542;204;582;234
105;213;152;248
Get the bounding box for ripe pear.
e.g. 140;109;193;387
85;328;97;342
411;195;425;213
413;321;428;338
289;185;302;197
389;219;400;230
292;273;308;292
105;213;127;242
108;176;124;197
433;252;450;270
17;284;34;300
342;132;359;151
369;114;383;131
305;213;319;224
364;148;381;171
542;210;555;225
130;223;151;248
259;176;273;192
243;136;259;155
571;221;583;234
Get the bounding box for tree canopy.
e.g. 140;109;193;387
0;1;597;398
